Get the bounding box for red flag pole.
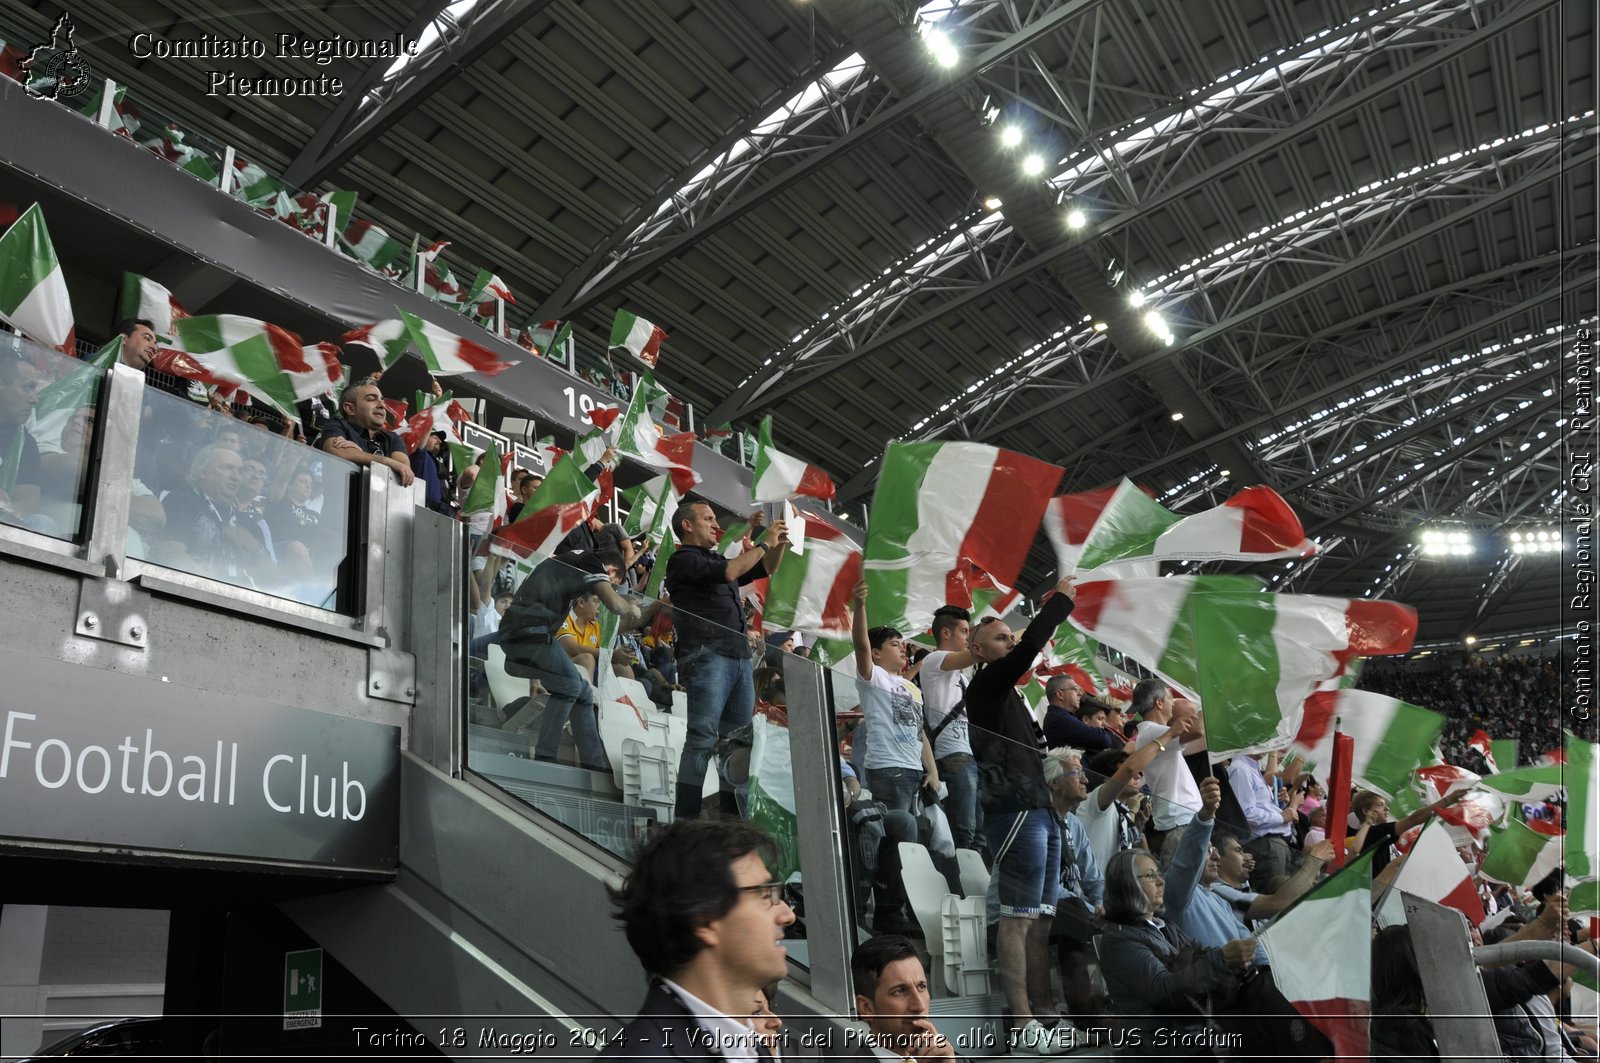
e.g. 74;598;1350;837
1326;717;1355;870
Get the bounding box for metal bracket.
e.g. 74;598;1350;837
368;646;417;704
76;577;151;649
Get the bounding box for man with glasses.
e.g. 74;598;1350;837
1045;750;1105;1028
603;819;795;1062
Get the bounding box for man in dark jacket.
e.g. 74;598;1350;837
965;576;1087;1055
602;819;795;1063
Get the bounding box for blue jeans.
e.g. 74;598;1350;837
936;753;980;851
867;766;923;814
984;808;1060;918
675;647;754;818
524;641;605;768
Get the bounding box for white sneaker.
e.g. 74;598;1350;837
1009;1019;1082;1056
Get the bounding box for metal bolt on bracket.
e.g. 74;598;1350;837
82;614;97;629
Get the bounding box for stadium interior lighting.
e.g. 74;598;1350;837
982;195;1003;210
1510;528;1562;554
1170;411;1184;421
1000;125;1023;147
1129;291;1147;308
923;27;959;68
1420;528;1474;557
1022;153;1046;176
1065;208;1087;229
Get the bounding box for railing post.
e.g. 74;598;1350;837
82;362;143;577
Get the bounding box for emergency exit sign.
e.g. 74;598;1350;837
283;948;323;1030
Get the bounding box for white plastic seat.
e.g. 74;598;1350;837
955;848;990;899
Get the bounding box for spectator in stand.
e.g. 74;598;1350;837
1044;748;1105;1027
1348;788;1467;876
1130;678;1204;864
849;582;938;815
664;501;787;819
918;604;982;852
500;547;639;770
503;468;540;523
965;577;1082;1055
601;820;794;1062
315;377;415;487
557;590;603;684
0;354;46;525
1227;752;1303;892
1042;678;1121;752
157;443;269;583
410;430;450;514
1077;718;1191;870
849;935;953;1063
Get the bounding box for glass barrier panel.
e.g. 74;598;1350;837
0;334;104;542
125;385;358;612
462;516;825;966
107;89;228;185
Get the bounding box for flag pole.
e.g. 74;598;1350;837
1326;715;1355;870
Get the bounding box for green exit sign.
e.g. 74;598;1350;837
283;948;323;1030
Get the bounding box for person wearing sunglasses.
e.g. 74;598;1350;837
604;819;796;1062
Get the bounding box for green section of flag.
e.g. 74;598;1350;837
1076;481;1183;572
463;442;502;514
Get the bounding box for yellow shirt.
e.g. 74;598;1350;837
557;615;601;653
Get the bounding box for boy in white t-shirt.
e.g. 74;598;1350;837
851;581;939;814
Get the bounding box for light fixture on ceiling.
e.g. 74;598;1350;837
982;195;1003;211
1129;291;1147;308
1065;208;1087;230
1420;528;1474;557
1170;411;1183;421
1464;635;1477;646
1219;469;1232;477
923;27;959;68
1000;125;1023;148
1022;153;1045;176
1091;321;1108;333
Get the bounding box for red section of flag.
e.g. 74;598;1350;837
1225;485;1313;554
1293;998;1369;1063
1047;485;1120;546
796;463;837;502
588;405;620;432
1342;599;1418;656
1067;579;1114;632
382;398;408;429
637;325;667;367
452;335;517;377
657;431;700;495
1327;730;1354;869
592;466;614;518
953;449;1063;593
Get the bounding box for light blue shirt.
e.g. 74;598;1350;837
1055;809;1105;911
1163;816;1269;967
1227;755;1293;840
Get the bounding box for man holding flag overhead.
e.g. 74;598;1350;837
665;500;787;819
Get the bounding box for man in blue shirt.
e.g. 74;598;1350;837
663;501;787;819
315;377;414;487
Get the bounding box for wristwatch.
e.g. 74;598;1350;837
1155;739;1168;752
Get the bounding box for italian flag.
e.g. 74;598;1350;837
1468;729;1500;773
1393;818;1487;925
0;203;74;351
621;475;678;541
747;709;800;881
119;272;190;341
1289;690;1444;798
762;509;863;639
493;453;600;559
1481;814;1565;890
342;309;519;377
1042;622;1105;696
1474;762;1567;803
170;315;341;417
1068;575;1417;757
614;372;700;493
608;309;667;367
338;219;410;275
399;395;471;452
862;441;1062;634
462;442;508;517
1573;879;1600;918
1260;850;1374;1061
27;336;120;455
1047;478;1315;577
752;416;835;503
467;269;515;319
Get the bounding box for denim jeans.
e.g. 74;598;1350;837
675;647;754;818
984;808;1061;918
866;766;924;814
521;641;605;768
936;753;981;850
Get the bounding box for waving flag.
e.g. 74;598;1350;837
462;441;508;517
119;272;190;341
614;372;700;492
1042;622;1106;696
1048;479;1315;577
0;203;73;350
1468;729;1500;773
1290;689;1444;798
747;710;800;881
171;315;341;417
1041;484;1123;574
1570;735;1598;879
1260;851;1374;1061
752;415;835;502
863;441;1062;634
492;454;600;559
1393;818;1487;925
621;474;679;541
399;393;472;452
27;336;120;454
467;269;515;319
1481;815;1565;891
762;510;863;639
1068;575;1417;756
338;218;410;275
609;309;667;367
342;309;518;377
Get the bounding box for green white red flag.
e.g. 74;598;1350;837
762;509;862;640
1067;575;1417;757
399;395;472;452
1393;818;1487;925
1042;621;1106;696
747;708;800;881
119;272;189;341
862;441;1062;634
338;218;410;276
1566;734;1597;880
608;309;667;366
1480;814;1565;891
0;203;74;351
614;372;700;493
1260;850;1374;1061
1468;729;1500;773
1045;478;1315;577
462;441;508;518
1289;689;1444;798
492;453;600;559
467;269;515;319
170;315;341;417
27;335;120;454
752;415;835;502
342;309;519;377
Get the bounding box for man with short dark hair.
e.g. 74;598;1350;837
315;378;414;486
115;318;159;371
851;582;938;814
848;935;952;1063
603;819;794;1062
664;500;787;818
920;604;980;851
